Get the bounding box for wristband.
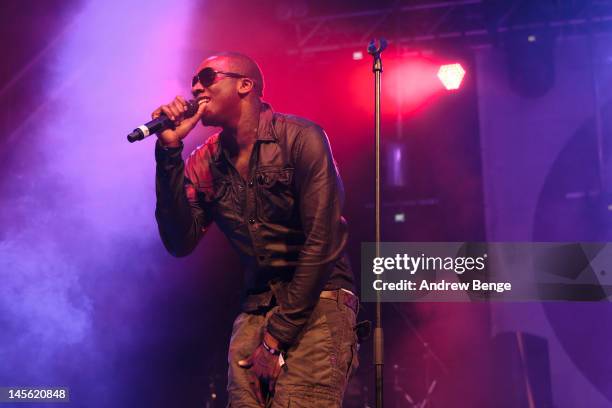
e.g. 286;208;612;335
262;339;281;356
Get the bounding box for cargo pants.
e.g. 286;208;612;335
227;296;359;407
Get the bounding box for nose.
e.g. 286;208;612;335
192;82;205;97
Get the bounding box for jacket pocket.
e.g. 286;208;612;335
197;178;229;202
198;178;241;230
255;167;295;223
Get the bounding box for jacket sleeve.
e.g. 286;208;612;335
266;125;348;346
155;140;212;257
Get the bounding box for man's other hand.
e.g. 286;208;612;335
238;331;284;405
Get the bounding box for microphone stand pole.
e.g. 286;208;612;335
368;37;387;408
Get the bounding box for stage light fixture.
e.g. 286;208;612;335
437;63;465;91
353;51;363;60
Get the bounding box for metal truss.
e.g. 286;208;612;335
287;0;612;54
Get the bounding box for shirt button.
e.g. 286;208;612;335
248;180;254;188
249;218;255;224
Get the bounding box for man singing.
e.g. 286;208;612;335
153;52;358;407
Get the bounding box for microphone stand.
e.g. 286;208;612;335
367;37;387;408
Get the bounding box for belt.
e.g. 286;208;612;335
320;289;359;315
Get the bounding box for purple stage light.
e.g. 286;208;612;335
0;0;198;406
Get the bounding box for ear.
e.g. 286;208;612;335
237;78;255;96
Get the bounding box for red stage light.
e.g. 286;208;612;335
384;57;442;115
345;56;465;118
437;63;466;90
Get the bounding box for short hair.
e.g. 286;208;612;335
213;52;264;97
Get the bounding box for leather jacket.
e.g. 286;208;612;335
154;102;354;346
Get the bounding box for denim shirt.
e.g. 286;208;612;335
154;102;354;346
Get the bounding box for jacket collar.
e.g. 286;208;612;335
256;102;276;141
213;101;276;164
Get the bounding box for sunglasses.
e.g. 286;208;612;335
192;67;247;87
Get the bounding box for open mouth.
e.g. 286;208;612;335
198;96;211;104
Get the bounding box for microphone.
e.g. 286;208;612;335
127;99;200;143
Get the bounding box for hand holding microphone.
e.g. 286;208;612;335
127;96;208;145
